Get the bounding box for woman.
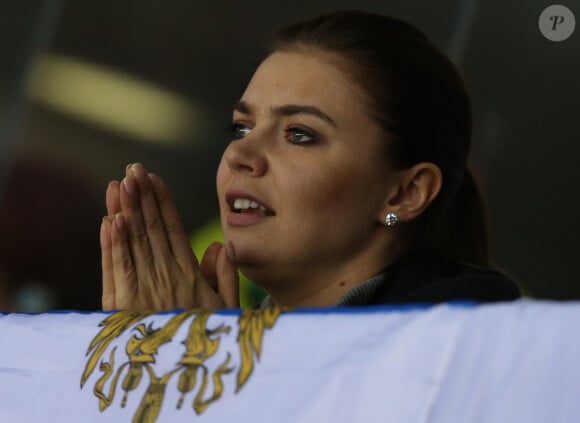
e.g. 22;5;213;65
100;11;519;311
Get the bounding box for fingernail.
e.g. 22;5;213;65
125;163;132;173
226;241;236;263
148;173;161;189
131;163;147;181
115;212;125;230
123;176;135;194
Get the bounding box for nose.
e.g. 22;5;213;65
223;134;268;176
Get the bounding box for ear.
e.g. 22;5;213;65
380;163;442;223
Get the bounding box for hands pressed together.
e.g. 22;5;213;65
100;163;239;311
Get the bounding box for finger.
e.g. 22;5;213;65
128;164;173;261
200;242;223;292
106;181;121;217
216;241;240;308
148;172;200;270
119;175;155;271
100;216;116;310
111;212;140;309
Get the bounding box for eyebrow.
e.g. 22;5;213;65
233;100;337;128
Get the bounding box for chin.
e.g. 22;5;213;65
225;235;264;265
227;237;283;287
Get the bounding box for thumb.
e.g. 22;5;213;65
216;241;240;308
199;242;222;292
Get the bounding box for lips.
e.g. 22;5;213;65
225;189;275;226
232;198;272;214
225;190;275;215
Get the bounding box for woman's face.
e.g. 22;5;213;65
216;50;394;289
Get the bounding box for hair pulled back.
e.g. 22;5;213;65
273;10;489;266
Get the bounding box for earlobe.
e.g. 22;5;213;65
381;163;442;224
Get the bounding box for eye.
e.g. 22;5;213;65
284;126;317;145
229;123;252;140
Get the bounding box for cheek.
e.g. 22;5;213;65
286;169;361;219
299;165;383;222
216;156;228;195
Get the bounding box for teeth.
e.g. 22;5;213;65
233;198;267;211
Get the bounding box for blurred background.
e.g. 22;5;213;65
0;0;578;312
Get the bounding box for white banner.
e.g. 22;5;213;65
0;301;579;423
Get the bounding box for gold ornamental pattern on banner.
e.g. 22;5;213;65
80;308;282;423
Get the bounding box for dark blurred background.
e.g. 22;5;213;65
1;0;578;311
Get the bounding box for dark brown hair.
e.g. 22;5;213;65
273;10;489;266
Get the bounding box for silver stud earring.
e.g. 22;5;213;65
385;212;399;227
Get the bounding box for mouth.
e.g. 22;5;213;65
225;191;276;217
231;198;276;215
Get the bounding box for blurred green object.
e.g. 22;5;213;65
190;218;267;309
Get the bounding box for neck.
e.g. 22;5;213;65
245;244;397;308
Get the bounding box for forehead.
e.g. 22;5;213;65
240;50;367;113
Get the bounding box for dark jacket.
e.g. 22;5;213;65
336;261;520;306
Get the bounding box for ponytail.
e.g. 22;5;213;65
405;168;489;267
446;169;489;265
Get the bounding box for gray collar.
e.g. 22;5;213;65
334;270;387;306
